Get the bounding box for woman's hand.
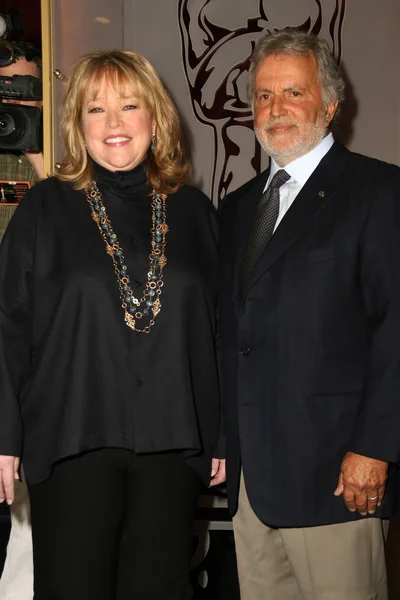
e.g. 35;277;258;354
209;458;226;487
0;455;20;504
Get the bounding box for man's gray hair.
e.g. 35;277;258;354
248;29;345;125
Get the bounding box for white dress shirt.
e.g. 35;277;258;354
264;133;335;232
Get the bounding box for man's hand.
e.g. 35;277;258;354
209;458;226;487
334;451;388;515
24;151;44;179
0;455;20;505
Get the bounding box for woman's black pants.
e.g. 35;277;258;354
28;448;202;600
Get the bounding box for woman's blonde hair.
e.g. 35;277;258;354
55;50;189;193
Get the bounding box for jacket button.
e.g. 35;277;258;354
240;346;250;356
136;379;144;387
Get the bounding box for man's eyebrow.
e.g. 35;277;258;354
255;87;273;95
255;85;306;94
283;85;306;92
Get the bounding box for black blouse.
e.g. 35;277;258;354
0;162;221;485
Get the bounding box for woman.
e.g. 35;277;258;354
0;50;225;600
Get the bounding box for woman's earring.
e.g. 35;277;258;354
151;132;156;152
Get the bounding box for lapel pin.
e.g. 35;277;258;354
318;190;325;198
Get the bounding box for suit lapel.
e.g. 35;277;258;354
242;142;349;300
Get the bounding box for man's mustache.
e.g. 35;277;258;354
263;120;299;131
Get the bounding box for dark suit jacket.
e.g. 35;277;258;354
219;141;400;527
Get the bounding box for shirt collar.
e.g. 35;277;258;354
269;132;334;186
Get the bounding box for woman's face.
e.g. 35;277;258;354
81;75;155;172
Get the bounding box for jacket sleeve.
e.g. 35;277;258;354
0;189;37;457
350;167;400;463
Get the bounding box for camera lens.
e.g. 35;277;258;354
0;104;40;151
0;106;27;147
0;113;15;136
0;40;14;68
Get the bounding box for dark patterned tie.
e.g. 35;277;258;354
240;169;290;292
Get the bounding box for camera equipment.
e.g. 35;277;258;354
0;9;23;40
0;104;41;151
0;10;23;68
0;74;42;101
0;75;42;151
0;11;42;151
0;40;13;68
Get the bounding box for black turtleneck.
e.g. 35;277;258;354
90;160;156;291
92;159;150;200
0;167;221;486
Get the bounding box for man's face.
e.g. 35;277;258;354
253;53;337;166
0;57;42;109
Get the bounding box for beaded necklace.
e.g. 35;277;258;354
85;181;168;333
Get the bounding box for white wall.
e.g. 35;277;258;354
340;0;400;164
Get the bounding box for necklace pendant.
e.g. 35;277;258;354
125;312;136;330
152;298;161;317
158;255;167;269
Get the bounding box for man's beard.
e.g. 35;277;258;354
255;113;327;165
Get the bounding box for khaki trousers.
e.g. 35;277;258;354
233;472;388;600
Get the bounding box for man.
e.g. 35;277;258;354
0;40;43;600
219;29;400;600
